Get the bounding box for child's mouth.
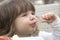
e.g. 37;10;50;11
30;22;37;28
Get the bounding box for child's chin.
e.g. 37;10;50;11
29;28;36;33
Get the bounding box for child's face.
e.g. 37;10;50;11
14;11;37;35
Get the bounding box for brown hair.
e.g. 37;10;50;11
0;0;39;37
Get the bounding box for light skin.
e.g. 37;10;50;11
14;10;37;37
42;12;57;23
13;11;57;37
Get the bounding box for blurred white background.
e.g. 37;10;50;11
35;3;60;32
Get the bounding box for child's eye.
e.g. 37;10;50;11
22;13;27;17
31;12;35;15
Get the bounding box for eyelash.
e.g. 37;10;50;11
22;14;27;17
22;12;35;17
31;12;35;15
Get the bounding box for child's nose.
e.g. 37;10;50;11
30;15;37;21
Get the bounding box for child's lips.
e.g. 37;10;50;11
30;22;37;28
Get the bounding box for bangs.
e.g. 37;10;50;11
16;0;35;14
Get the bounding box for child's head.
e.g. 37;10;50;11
0;0;39;37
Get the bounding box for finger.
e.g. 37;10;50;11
42;15;47;19
41;20;47;23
